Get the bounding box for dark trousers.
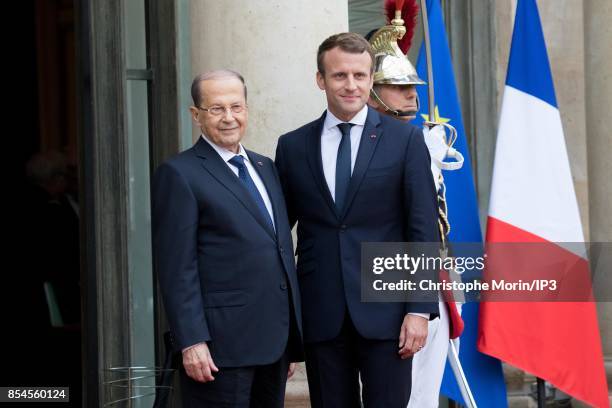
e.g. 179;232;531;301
180;349;290;408
304;313;412;408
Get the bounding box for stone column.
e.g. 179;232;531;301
190;1;348;158
584;0;612;405
190;2;349;405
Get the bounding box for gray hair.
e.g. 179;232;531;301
191;69;247;106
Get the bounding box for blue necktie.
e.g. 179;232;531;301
335;123;354;212
228;155;274;230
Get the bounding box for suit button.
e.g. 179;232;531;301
280;282;287;290
340;224;347;232
279;245;285;254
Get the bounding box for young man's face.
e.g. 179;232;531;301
317;47;373;122
370;84;419;122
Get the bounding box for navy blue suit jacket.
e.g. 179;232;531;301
152;138;302;367
275;107;439;343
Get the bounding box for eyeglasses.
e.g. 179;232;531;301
197;104;247;116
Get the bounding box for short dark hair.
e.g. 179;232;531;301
191;69;248;106
317;32;375;75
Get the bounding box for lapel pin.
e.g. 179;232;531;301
370;134;377;139
257;161;264;167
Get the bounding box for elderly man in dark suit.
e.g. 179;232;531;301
152;70;302;408
275;33;439;407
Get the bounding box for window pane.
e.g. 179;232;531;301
349;0;386;36
126;79;155;408
124;0;147;69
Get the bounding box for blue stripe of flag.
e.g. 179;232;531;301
414;0;508;406
506;0;557;108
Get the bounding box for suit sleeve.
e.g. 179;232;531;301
152;162;211;350
402;126;440;315
274;137;297;228
403;126;440;242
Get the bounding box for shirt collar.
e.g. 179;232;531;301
201;134;249;163
324;104;368;131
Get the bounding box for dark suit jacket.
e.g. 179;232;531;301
152;138;302;367
275;107;439;344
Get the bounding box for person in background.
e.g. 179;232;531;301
367;2;467;406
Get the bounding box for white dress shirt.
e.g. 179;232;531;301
201;134;275;230
319;108;429;321
320;105;368;201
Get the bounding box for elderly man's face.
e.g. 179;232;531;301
316;47;373;122
191;77;248;153
370;84;418;121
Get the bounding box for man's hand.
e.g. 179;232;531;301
287;363;296;379
182;342;219;382
398;314;428;359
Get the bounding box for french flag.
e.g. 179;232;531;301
477;0;609;407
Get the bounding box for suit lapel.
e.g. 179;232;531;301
245;150;282;239
341;107;383;219
305;111;338;219
194;139;276;240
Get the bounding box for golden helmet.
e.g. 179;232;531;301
368;0;425;86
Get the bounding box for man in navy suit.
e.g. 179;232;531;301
275;33;439;407
152;70;302;407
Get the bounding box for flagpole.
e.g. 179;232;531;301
419;1;477;407
419;0;436;120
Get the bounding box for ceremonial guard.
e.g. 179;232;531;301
366;1;469;406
